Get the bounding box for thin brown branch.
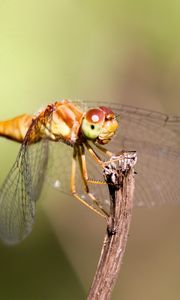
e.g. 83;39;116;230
87;152;137;300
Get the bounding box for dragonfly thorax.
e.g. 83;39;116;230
47;100;83;143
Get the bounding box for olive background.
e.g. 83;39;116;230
0;1;180;299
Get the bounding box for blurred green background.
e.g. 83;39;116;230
0;0;180;299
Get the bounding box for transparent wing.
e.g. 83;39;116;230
48;102;180;209
0;126;49;245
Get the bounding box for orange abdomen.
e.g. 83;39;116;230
0;114;33;143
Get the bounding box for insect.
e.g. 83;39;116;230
0;99;179;245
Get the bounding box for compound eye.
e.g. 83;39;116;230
99;106;115;119
85;108;105;123
81;108;105;140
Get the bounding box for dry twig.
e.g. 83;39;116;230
87;152;137;300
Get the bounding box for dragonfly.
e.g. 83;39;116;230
0;99;179;245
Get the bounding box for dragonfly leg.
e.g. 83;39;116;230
93;143;115;157
77;145;109;218
84;141;104;167
85;141;117;167
85;141;131;166
88;179;106;185
70;147;107;218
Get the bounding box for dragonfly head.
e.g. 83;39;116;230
81;106;118;144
